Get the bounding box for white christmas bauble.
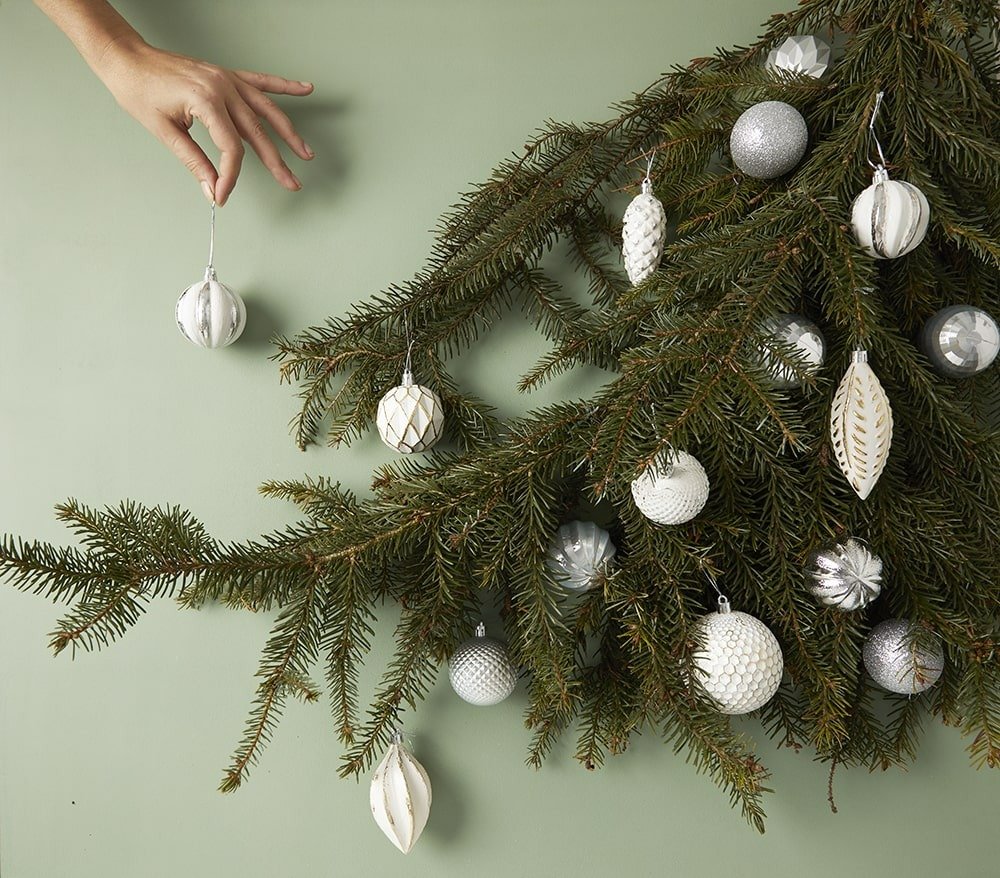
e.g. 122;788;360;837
692;599;783;714
622;179;667;285
448;623;517;706
863;619;944;695
920;305;1000;376
851;167;930;259
370;732;432;854
630;450;709;525
376;370;444;454
765;35;831;78
729;101;808;180
546;520;616;592
760;313;826;388
175;268;246;348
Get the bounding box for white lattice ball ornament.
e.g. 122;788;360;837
175;267;247;348
851;167;930;259
376;370;444;454
630;450;709;525
622;179;667;285
546;520;616;592
448;623;517;706
692;597;783;714
369;730;432;854
863;619;944;695
765;35;831;78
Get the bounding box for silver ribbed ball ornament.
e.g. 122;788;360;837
448;623;517;706
760;314;826;388
376;370;445;454
546;521;616;592
729;101;808;180
805;538;882;611
175;266;246;348
631;450;709;525
920;305;1000;377
692;597;783;715
765;35;831;78
863;619;944;695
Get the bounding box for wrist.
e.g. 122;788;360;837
90;27;150;79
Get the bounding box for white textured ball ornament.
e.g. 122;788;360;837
863;619;944;695
692;598;783;714
448;623;517;706
729;101;808;180
622;179;667;285
370;731;432;854
546;520;617;592
175;268;246;348
920;305;1000;376
630;450;709;526
760;313;826;388
765;35;831;78
851;167;929;259
805;538;882;611
376;370;445;454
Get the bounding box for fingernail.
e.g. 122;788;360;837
291;173;303;190
303;143;315;158
299;81;313;89
200;180;215;204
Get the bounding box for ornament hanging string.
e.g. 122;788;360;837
403;311;416;379
207;200;217;272
641;150;655;195
867;91;888;171
704;568;731;613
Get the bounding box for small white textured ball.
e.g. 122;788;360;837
765;35;832;78
630;450;709;526
851;168;930;259
369;732;432;855
175;268;246;348
448;623;517;706
692;599;783;714
546;520;616;592
376;370;444;454
622;179;667;285
863;619;944;695
729;101;808;180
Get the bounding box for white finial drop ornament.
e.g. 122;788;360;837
765;35;831;78
830;350;893;500
622;162;667;285
175;201;246;348
369;730;432;854
376;369;445;454
448;622;517;706
546;520;616;592
630;450;709;525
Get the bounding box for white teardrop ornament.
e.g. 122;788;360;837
369;731;432;854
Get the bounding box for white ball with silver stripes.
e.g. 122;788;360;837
729;101;809;180
448;623;517;706
863;619;944;695
851;167;929;259
546;520;616;592
920;305;1000;376
175;268;246;348
805;538;882;611
760;314;826;388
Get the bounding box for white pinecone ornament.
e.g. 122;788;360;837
376;370;444;454
622;179;666;285
370;730;432;854
630;450;709;525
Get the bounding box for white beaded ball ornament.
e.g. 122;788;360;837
630;450;710;525
546;520;617;592
851;167;929;259
175;267;247;348
376;370;445;454
863;619;944;695
448;623;517;706
692;598;783;714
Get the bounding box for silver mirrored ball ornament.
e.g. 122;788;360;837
920;305;1000;377
805;538;882;611
546;521;616;592
729;101;808;180
863;619;944;695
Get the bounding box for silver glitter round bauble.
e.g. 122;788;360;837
729;101;808;180
546;521;616;592
920;305;1000;377
630;450;710;526
175;267;246;348
692;599;783;715
448;623;517;706
376;370;445;454
760;314;826;388
765;35;831;78
851;168;929;259
805;538;882;611
863;619;944;694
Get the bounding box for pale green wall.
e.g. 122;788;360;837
1;1;997;876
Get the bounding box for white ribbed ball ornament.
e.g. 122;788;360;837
622;178;667;285
376;370;444;454
175;266;246;348
369;730;432;854
448;623;517;706
692;597;783;715
630;450;709;525
546;520;616;591
851;166;930;259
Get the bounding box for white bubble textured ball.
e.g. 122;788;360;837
175;268;246;348
546;521;616;592
630;450;709;525
692;600;783;714
863;619;944;695
448;623;517;706
376;370;445;454
729;101;808;180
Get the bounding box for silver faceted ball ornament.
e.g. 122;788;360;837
920;305;1000;377
805;538;882;611
692;597;783;715
448;623;517;706
175;267;247;348
765;35;831;78
863;619;944;695
631;450;709;526
760;313;826;388
376;370;445;454
546;521;616;592
851;167;929;259
729;101;808;180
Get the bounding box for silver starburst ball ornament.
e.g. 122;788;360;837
920;305;1000;377
851;166;929;259
729;101;808;180
805;538;882;611
369;730;432;854
376;369;444;454
863;619;944;695
175;268;247;348
765;35;831;78
692;597;783;715
546;520;616;592
760;314;826;388
631;450;709;526
448;622;517;706
622;178;667;285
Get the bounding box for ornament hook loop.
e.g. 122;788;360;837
866;91;889;173
207;200;217;271
474;621;487;638
391;727;404;745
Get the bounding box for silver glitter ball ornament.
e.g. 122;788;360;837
805;538;882;611
630;450;710;526
760;313;826;388
920;305;1000;377
729;101;808;180
692;598;783;715
765;35;831;78
851;167;929;259
448;623;517;706
376;370;445;454
863;619;944;695
175;267;246;348
546;521;616;592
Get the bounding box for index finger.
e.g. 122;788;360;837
192;104;245;206
234;70;314;96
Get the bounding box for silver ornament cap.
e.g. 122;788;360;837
805;538;882;611
448;622;517;706
729;101;808;180
765;35;831;78
863;619;944;694
546;520;616;592
920;305;1000;376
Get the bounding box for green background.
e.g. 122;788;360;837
1;1;997;875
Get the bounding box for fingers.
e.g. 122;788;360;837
192;104;245;205
227;94;302;192
235;81;313;161
234;69;313;96
153;118;218;203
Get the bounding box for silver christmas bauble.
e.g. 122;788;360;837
448;623;517;706
175;268;246;348
805;538;882;611
622;179;667;285
851;167;929;259
630;450;709;526
920;305;1000;376
729;101;808;180
863;619;944;695
692;599;783;715
376;370;445;454
765;35;831;78
760;314;826;388
546;520;616;592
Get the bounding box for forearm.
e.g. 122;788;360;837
32;0;145;76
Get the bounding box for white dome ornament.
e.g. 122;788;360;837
448;623;517;706
376;334;445;454
765;35;831;78
546;521;617;592
630;450;709;525
369;729;432;854
175;201;247;348
621;154;666;285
